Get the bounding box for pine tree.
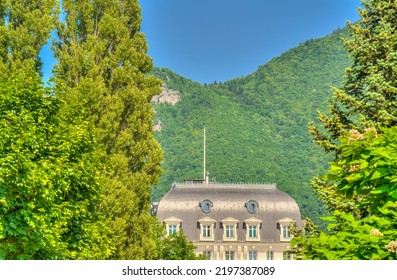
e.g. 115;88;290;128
309;0;397;215
291;0;397;259
53;0;163;259
0;1;110;259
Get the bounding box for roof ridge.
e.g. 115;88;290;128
174;182;277;189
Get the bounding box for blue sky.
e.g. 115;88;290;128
140;0;362;84
42;0;362;84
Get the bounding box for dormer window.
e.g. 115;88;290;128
168;224;177;235
164;216;182;236
278;217;294;241
248;225;258;238
202;225;211;238
226;225;235;238
244;217;262;242
282;225;291;239
221;217;239;241
198;217;216;241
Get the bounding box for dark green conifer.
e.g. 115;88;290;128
309;0;397;215
292;0;397;260
311;0;397;146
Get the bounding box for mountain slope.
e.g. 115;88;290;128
151;28;351;226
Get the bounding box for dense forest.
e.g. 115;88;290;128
151;28;352;227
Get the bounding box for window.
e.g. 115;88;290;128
267;251;274;260
225;251;235;260
278;217;294;241
198;217;216;241
248;225;257;239
282;225;291;239
245;200;259;214
200;199;213;213
164;216;182;236
168;224;177;235
244;217;262;241
202;225;211;238
225;225;234;238
221;217;238;241
283;252;292;260
203;251;212;260
248;250;257;260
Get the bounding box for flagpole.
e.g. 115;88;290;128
203;127;206;182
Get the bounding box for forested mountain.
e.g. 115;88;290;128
151;27;351;226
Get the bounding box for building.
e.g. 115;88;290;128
155;181;304;260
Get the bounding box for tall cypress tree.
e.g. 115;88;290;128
309;0;397;216
53;0;163;259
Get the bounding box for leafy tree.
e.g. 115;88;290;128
156;229;204;260
292;0;397;259
53;0;163;259
0;69;111;259
0;0;111;260
292;127;397;260
326;127;397;212
292;204;397;260
309;0;397;215
0;0;57;77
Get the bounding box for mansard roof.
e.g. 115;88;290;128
156;182;304;242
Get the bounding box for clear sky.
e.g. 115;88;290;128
140;0;362;84
41;0;362;84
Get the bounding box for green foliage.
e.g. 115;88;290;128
0;0;110;260
292;127;397;260
156;229;204;260
53;0;163;259
294;0;397;260
310;0;397;149
0;0;58;76
292;204;397;260
0;71;111;259
326;127;397;214
309;0;397;216
151;28;351;228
